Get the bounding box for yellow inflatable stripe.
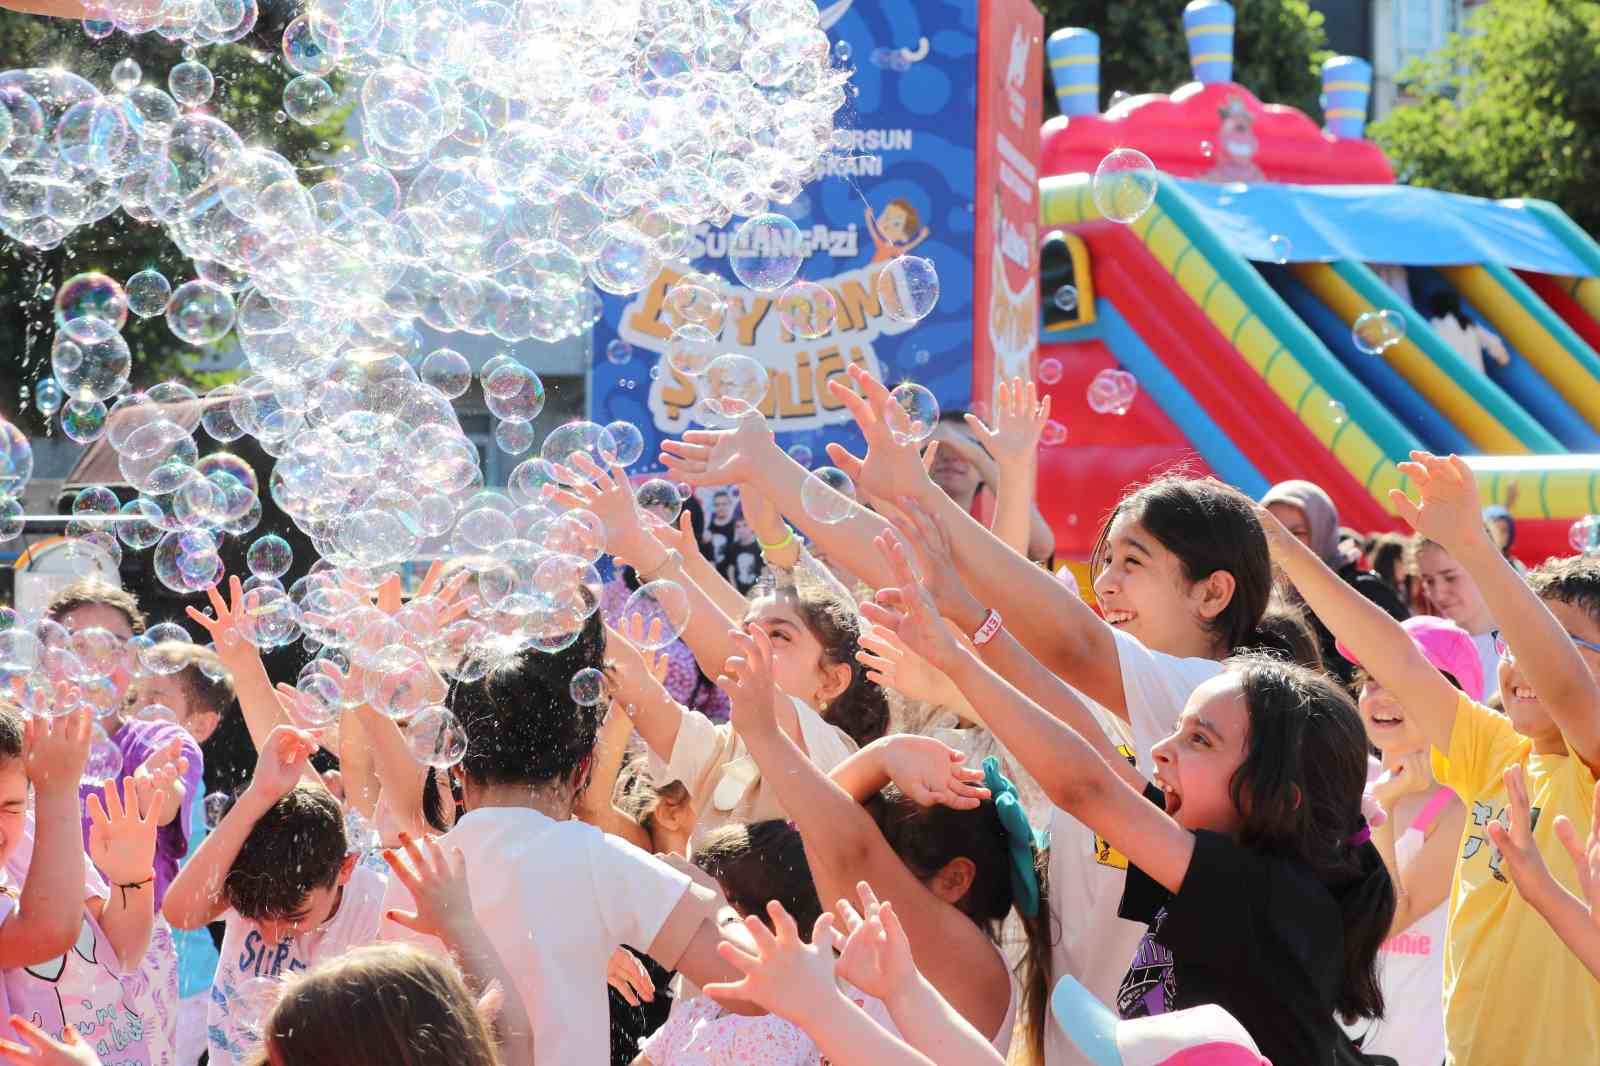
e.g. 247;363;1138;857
1288;263;1524;453
1049;55;1098;68
1323;81;1368;92
1055;84;1098;95
1441;265;1600;433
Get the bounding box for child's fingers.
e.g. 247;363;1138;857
855;880;881;916
767;899;798;942
1553;815;1589;884
1387;489;1423;530
86;791;109;831
834;895;864;934
962;412;993;438
823;441;865;482
877;900;908;948
920;439;939;472
810;912;839;954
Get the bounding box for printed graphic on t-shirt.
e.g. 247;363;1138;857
16;916;150;1066
1461;799;1540;883
1093;744;1139;870
1117;907;1176;1018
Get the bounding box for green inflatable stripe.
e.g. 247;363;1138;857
1152;178;1423;462
1330;260;1562;453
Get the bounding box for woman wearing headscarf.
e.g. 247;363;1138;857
1260;479;1409;683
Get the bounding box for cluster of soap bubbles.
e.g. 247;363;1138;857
1353;309;1405;355
1570;515;1600;555
80;0;259;46
1086;368;1138;416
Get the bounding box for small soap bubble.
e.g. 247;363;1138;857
1092;148;1158;224
1037;358;1063;386
801;466;856;525
729;214;803;293
1352;309;1405;355
775;281;836;339
636;479;682;525
569;666;606;706
405;706;469;768
111;58;142;92
1268;234;1291;264
169;61;215;107
1568;515;1600;554
126;270;172;318
701;354;768;418
1052;286;1078;313
1086;369;1139;415
622;580;691;650
247;534;292;580
495;418;535;455
1040;420;1068;447
1327;399;1347;426
420;348;471;398
606;339;633;365
787;443;813;466
875;256;939;323
605;421;645;467
203;791;231;828
886;383;939;444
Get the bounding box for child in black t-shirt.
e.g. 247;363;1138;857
722;517;764;595
864;531;1397;1066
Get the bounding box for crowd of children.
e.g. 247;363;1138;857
0;365;1594;1066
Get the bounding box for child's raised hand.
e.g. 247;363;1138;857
22;703;91;793
185;576;254;665
1388;452;1489;552
964;377;1049;472
856;625;958;708
878;735;990;810
1553;779;1600;923
0;1016;102;1066
383;831;478;942
834;882;916;1001
704;901;843;1027
245;725;318;804
659;410;778;488
859;533;964;673
823;365;936;504
130;736;189;820
543;457;653;561
607;947;656;1006
1370;750;1433;815
1251;500;1304;564
876;493;983;624
718;629;779;738
1486;764;1556;900
87;776;162;887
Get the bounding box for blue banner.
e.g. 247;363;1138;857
589;0;980;481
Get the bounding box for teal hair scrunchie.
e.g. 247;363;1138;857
982;756;1045;920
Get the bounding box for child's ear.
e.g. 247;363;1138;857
930;857;977;905
818;661;853;706
1193;569;1237;622
336;853;358;885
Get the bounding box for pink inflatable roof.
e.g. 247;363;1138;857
1040;81;1394;186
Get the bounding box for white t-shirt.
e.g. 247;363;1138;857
1470;631;1500;701
1042;629;1223;1066
381;806;693;1066
206;864;388;1066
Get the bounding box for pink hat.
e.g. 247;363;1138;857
1051;977;1271;1066
1335;615;1484;702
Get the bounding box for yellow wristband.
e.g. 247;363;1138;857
757;527;796;553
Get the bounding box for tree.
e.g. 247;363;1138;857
1033;0;1330;120
0;2;350;433
1370;0;1600;238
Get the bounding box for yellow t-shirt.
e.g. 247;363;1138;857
1431;692;1600;1065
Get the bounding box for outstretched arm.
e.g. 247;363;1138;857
961;378;1052;561
1392;453;1600;769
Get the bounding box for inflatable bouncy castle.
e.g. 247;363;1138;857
1038;0;1600;565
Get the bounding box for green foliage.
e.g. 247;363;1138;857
1033;0;1330;119
1370;0;1600;237
0;10;351;433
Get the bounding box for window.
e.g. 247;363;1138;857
1396;0;1461;67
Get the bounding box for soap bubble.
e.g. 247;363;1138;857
111;58;141;92
61;400;107;444
52;331;130;403
483;365;545;422
666;346;715;378
420;349;470;398
1040;420;1068;447
363;645;436;719
605;421;645;467
247;534;292;579
636;479;682;524
494;419;535;455
84;725;124;785
292;672;342;728
1052;286;1078;313
55;272;127;339
875;256;939;323
166;280;236;346
542;422;619;484
775;281;837;339
701;354;767;418
1092;148;1158;224
140;622;195;674
569;666;606;706
34;380;63;417
1267;234;1291;264
886;383;939;444
405;706;468;768
664;273;727;343
1086;369;1139;415
605;339;634;365
283;75;337;125
125;270;171;318
786;444;812;466
623;580;691;651
1569;515;1600;554
0;421;32;495
801;466;856;524
1037;358;1063;386
729;214;803;292
203;792;230;828
1353;309;1405;355
168;61;214;106
0;499;22;545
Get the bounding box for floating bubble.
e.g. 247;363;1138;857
623;580;691;651
139;622;194;674
0;421;32;496
666;346;715;378
787;443;812;466
283;75;337;126
1353;309;1405;355
84;725;124;785
605;421;645;467
663;273;727;343
1569;515;1600;554
1052;286;1078;313
168;61;214;107
875;256;939;324
125;270;171;318
636;479;682;525
483;364;545;421
1327;399;1347;426
61;400;108;444
801;466;856;524
54;272;128;339
34;379;63;417
1092;148;1158;224
1268;234;1292;264
111;58;141;92
405;706;468;768
542;421;619;484
293;672;343;728
1037;357;1063;386
166;280;236;346
420;348;470;398
886;383;938;444
569;666;606;706
729;214;803;292
0;499;22;544
701;353;767;418
1086;369;1139;415
247;534;292;579
1040;420;1068;447
53;330;130;403
775;281;836;339
495;418;535;455
605;339;633;365
364;645;436;719
116;499;163;550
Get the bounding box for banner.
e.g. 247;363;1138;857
590;0;990;475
